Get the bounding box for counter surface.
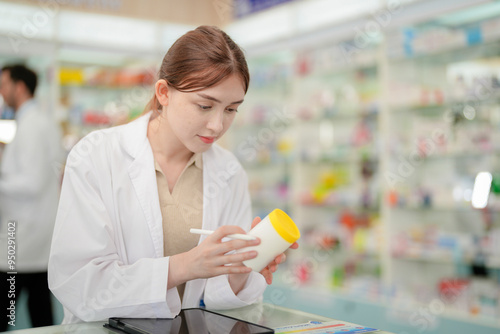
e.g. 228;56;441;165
8;303;394;333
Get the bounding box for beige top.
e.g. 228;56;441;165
155;153;203;302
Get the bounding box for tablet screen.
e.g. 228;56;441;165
107;308;274;334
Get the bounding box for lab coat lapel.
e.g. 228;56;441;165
183;147;229;308
200;145;230;232
126;115;164;258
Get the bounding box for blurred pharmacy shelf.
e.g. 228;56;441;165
225;1;500;333
0;1;195;150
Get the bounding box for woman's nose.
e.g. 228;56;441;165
206;110;224;133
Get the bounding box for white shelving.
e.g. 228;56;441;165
226;6;500;331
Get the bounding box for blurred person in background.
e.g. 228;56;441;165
0;64;63;329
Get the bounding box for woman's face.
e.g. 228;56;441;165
159;74;245;154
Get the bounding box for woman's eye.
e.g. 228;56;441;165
226;108;238;113
198;105;212;110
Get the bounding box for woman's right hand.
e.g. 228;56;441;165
167;225;260;289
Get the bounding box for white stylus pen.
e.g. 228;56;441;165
189;228;256;241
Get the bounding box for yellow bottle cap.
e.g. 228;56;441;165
269;209;300;244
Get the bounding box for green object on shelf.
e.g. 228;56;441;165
129;108;143;120
331;267;344;288
374;264;381;278
491;174;500;194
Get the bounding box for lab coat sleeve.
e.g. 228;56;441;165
48;144;179;322
203;166;267;310
0;114;60;198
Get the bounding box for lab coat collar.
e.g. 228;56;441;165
14;99;36;122
123;112;164;258
121;111;152;159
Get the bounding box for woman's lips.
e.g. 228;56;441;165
199;136;215;144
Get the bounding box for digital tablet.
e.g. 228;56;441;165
104;308;274;334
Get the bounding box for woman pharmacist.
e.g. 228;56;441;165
48;26;298;324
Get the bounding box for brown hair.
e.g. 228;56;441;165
144;25;249;113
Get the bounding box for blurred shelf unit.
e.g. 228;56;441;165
0;1;195;150
55;60;163;153
226;10;500;330
58;64;157;139
227;51;295;216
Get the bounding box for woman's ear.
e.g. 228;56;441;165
155;79;170;106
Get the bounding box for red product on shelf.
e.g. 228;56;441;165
438;278;470;302
339;209;356;232
83;111;111;125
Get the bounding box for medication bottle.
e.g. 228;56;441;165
240;209;300;272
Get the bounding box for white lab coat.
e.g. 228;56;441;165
0;99;62;272
48;112;267;324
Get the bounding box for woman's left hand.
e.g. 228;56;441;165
252;216;299;284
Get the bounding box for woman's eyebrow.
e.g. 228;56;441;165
197;93;244;105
